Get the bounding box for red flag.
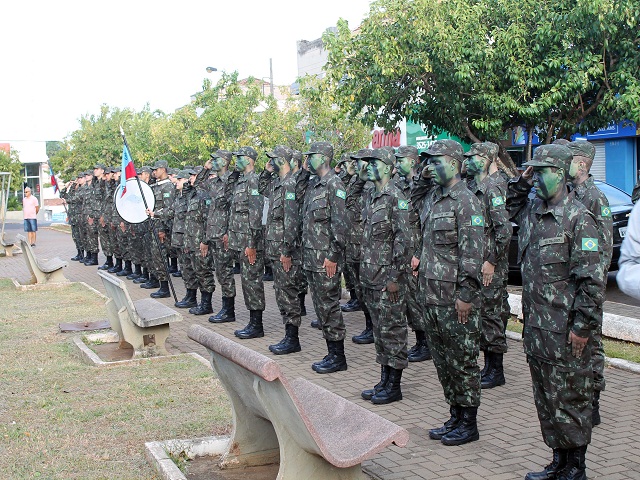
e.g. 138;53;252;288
120;142;136;197
47;160;59;194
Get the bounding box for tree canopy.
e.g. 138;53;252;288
323;0;640;171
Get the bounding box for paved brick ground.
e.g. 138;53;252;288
2;225;640;480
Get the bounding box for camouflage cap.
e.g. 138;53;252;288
567;140;596;160
394;145;419;160
152;159;169;170
552;138;571;146
336;153;350;166
266;145;293;161
76;172;84;178
176;169;192;179
232;146;258;160
113;166;121;173
423;139;464;162
350;148;373;160
291;150;302;163
94;162;106;170
138;166;152;174
211;149;233;162
363;147;396;166
168;167;178;175
194;165;204;174
464;142;499;162
84;170;93;177
303;141;334;160
524;144;573;171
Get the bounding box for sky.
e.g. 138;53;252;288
0;0;373;142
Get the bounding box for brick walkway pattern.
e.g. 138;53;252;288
1;225;639;480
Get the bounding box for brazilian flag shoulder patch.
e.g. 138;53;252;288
398;199;409;210
336;189;346;199
285;192;296;200
471;215;485;227
251;189;259;196
205;199;211;206
491;195;505;207
582;238;598;251
601;206;611;217
163;192;171;198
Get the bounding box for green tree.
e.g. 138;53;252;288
0;148;22;186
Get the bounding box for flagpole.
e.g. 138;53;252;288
47;159;68;216
119;127;178;304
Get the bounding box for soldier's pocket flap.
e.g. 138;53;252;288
527;311;568;334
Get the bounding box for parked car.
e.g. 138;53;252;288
508;180;633;273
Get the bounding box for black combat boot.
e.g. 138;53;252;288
175;289;198;308
557;446;587;480
361;365;390;400
98;255;113;271
312;339;333;369
85;252;99;266
189;290;213;315
141;275;160;289
232;261;241;274
429;405;463;440
108;258;122;273
71;249;84;261
269;324;302;355
525;449;568;480
313;339;348;374
352;308;374;344
592;390;601;426
441;406;479;446
262;265;274;281
133;268;150;284
480;350;490;377
116;260;132;276
234;310;264;339
341;289;362;312
209;296;236;323
299;293;307;316
171;269;183;277
127;264;142;280
150;281;171;298
481;352;506;389
168;257;178;274
408;330;432;362
371;367;403;404
81;251;91;264
310;318;322;329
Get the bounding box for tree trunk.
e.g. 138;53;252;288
496;143;519;178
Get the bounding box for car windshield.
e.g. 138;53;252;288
595;181;633;207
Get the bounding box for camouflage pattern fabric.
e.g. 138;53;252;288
184;185;215;292
423;305;481;407
306;270;346;341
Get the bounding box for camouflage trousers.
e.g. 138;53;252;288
141;228;153;271
82;218;99;253
423;304;481;407
193;249;215;293
480;280;508;354
501;276;511;331
272;258;303;327
180;250;197;290
343;261;357;292
150;234;171;282
528;355;593;449
99;221;113;257
591;310;606;392
305;269;346;342
362;286;409;370
115;222;130;261
212;242;236;298
346;261;370;325
235;248;265;311
405;273;422;332
71;223;82;251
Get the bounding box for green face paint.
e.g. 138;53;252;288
235;155;249;171
357;158;369;181
395;156;413;178
210;157;225;172
269;157;285;174
428;156;456;186
533;166;564;200
307;153;324;175
568;158;581;180
366;159;385;182
464;155;486;176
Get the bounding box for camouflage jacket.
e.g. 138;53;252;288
416;180;484;306
228;170;264;251
571;175;613;271
302;170;347;272
183;185;211;251
345;175;365;247
204;170;238;246
293;168;311;203
471;174;512;270
507;176;604;365
60;185;79;224
77;182;91;219
265;171;302;263
360;181;410;289
103;180;117;224
166;185;191;248
87;177;104;218
150;178;175;234
394;174;422;254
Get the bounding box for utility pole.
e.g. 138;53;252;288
269;58;274;97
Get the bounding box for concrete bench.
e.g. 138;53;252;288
16;234;68;283
188;324;409;480
98;270;182;358
1;236;15;256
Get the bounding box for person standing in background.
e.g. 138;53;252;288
23;187;40;246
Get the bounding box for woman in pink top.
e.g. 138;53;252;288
23;187;40;246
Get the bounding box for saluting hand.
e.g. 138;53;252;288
522;166;534;185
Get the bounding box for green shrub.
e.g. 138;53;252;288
6;196;21;211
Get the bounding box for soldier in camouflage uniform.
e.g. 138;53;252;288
227;147;266;338
508;144;604;480
61;174;84;261
133;167;155;288
412;139;485;446
290;150;311;318
357;148;410;404
261;145;305;355
97;167;115;270
302;142;349;374
80;165;103;266
463;142;513;389
567;140;613;428
393;145;432;362
201;150;239;323
108;167;125;274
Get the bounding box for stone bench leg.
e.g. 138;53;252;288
2;245;14;257
113;307;170;358
105;300;128;350
43;269;68;284
212;355;280;469
255;380;366;480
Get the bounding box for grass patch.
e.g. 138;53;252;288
507;317;640;363
0;279;231;479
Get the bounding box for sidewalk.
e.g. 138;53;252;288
1;226;639;480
